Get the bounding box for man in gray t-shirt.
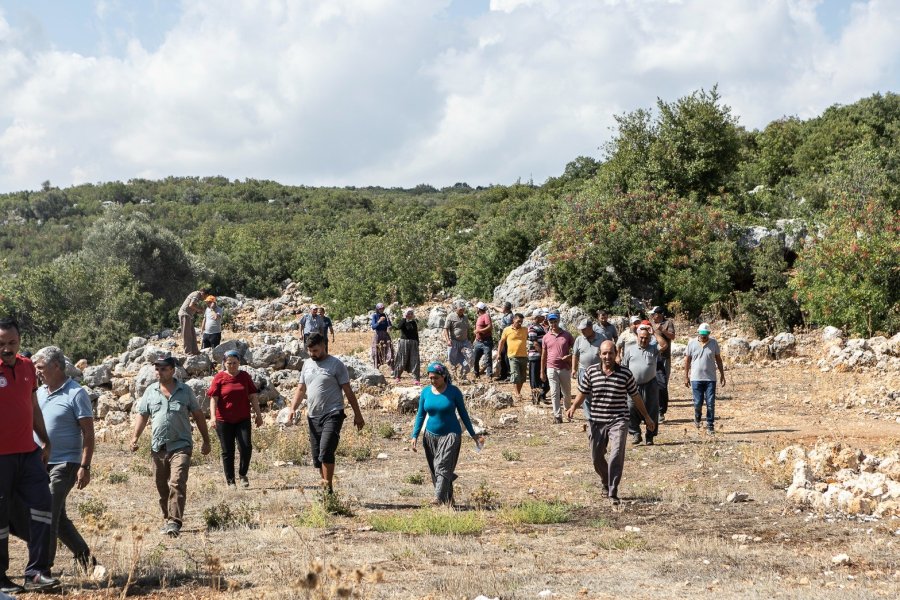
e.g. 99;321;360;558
620;323;669;445
288;333;365;494
444;302;472;378
684;323;725;433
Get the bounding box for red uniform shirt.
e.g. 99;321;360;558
207;370;258;423
0;355;39;454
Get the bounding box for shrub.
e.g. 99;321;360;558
736;238;802;336
469;481;500;510
107;472;129;484
403;473;425;485
203;501;258;530
501;449;521;462
376;422;396;439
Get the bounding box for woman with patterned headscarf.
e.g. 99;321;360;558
370;302;394;369
393;308;420;384
409;362;484;505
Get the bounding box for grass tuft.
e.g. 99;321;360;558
502;500;572;525
501;449;521;461
203;500;258;530
370;509;484;535
403;473;425;485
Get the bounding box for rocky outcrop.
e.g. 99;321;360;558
492;245;550;306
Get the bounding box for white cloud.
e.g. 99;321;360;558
0;0;898;192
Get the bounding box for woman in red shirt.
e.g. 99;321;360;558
207;350;263;488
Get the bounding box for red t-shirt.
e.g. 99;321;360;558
0;355;39;455
475;313;493;342
543;329;575;370
207;370;258;423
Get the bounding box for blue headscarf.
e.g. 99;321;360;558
426;361;452;385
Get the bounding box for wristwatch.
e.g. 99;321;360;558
80;464;91;471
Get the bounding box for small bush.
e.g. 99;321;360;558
502;500;572;525
295;502;328;528
77;498;107;520
203;501;258;530
403;473;425;485
320;490;354;517
349;445;372;462
107;472;129;484
370;509;484;535
469;481;500;510
501;449;521;461
376;423;396;439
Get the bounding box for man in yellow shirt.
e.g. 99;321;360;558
497;313;528;399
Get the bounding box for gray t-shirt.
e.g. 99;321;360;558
621;343;660;385
687;338;721;382
445;312;470;342
593;322;617;342
204;306;223;334
301;355;350;417
573;334;603;371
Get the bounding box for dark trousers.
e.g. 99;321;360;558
498;345;510;380
628;380;659;441
528;359;549;400
658;355;671;415
202;332;221;349
0;449;52;577
472;341;493;377
589;419;629;499
423;432;461;504
215;420;252;483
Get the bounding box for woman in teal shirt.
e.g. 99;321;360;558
409;362;484;505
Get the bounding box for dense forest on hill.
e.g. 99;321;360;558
0;88;897;360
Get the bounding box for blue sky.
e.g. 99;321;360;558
0;0;897;192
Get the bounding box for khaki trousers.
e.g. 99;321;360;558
151;448;192;525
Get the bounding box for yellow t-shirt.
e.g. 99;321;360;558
501;325;529;357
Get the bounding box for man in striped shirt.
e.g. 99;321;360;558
567;340;655;505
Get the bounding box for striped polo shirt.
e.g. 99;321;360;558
578;363;638;423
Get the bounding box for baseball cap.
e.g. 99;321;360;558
375;302;384;309
697;323;711;335
547;312;560;321
578;318;593;329
629;316;641;324
205;295;216;303
651;306;664;315
531;309;544;317
310;304;318;310
153;356;177;368
476;302;487;311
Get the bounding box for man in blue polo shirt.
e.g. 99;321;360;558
32;346;95;573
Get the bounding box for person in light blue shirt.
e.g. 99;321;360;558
31;346;95;573
409;362;483;505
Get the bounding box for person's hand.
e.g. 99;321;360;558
571;371;578;380
409;437;418;452
255;413;264;428
720;372;726;386
540;371;546;382
287;409;296;423
76;467;91;490
201;439;211;456
475;435;485;449
353;412;365;431
130;438;139;453
645;418;656;432
565;405;576;421
209;418;217;432
40;443;51;465
684;378;691;388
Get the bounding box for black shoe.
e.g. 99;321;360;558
630;432;642;445
554;416;563;424
240;476;250;488
24;572;61;592
645;438;655;446
610;496;621;506
0;575;24;594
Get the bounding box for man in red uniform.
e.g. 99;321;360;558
0;318;60;593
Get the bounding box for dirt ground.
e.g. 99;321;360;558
7;330;900;599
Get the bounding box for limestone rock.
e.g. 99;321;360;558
499;413;518;426
338;355;387;387
770;333;797;359
725;338;751;360
492;245;550;306
821;326;843;342
127;336;148;351
212;339;250;362
183;353;212;377
97;393;133;418
427;307;448;330
105;411;128;426
276;407;301;426
726;491;750;503
246;344;286;370
82;365;113;387
380;387;420;414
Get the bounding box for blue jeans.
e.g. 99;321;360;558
472;340;493;377
691;380;716;430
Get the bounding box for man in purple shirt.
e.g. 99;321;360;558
540;312;575;424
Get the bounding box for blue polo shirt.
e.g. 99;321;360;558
37;378;94;464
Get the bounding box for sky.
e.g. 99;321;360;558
0;0;897;193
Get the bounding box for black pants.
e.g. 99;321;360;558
0;449;52;577
215;420;252;483
202;332;221;349
528;359;549;400
498;345;510;380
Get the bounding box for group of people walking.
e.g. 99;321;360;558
0;293;726;592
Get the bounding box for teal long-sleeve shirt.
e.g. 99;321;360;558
411;384;478;439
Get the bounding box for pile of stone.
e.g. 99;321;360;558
780;442;900;518
723;332;799;363
816;327;900;372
